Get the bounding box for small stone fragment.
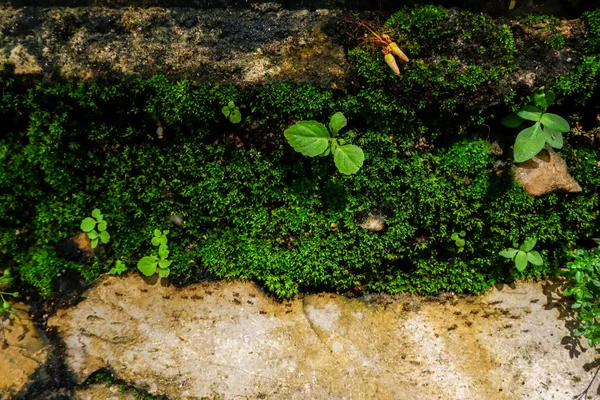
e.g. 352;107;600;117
360;215;386;232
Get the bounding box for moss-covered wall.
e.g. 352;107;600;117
1;5;600;298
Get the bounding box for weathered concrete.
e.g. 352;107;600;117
49;275;600;399
0;303;50;399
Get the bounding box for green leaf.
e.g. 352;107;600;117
154;230;162;237
543;126;563;149
222;105;231;118
333;144;365;175
329;112;347;135
515;250;528;271
158;259;172;269
91;209;103;221
97;221;107;232
572;302;582;309
91;238;99;249
159;244;169;259
228;100;235;108
137;256;158;276
501;113;524;128
540;113;570;133
527;251;543;266
229;108;242;124
87;230;98;240
533;88;555;108
575;270;583;283
574;326;586;337
520;238;537;252
513;122;545;163
100;230;110;244
284;121;331;157
455;238;465;247
159;236;168;246
158;268;170;278
517;105;543;122
499;248;518;259
451;233;459;240
80;217;96;232
151;237;161;246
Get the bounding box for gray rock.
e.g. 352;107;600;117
513;148;582;196
49;275;599;399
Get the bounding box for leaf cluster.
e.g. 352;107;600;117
284;112;365;175
137;230;172;278
562;246;600;347
499;239;544;272
502;88;570;163
80;209;110;249
221;101;242;124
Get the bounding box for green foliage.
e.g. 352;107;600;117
0;269;18;314
499;239;544;272
109;260;128;276
502;88;569;162
562;245;600;347
451;231;466;252
583;9;600;54
137;230;172;278
284;112;365;175
81;209;110;249
221;100;242;124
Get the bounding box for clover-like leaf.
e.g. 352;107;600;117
97;220;107;232
154;230;162;237
81;217;96;232
151;236;161;246
329;112;347;136
517;105;543;122
451;232;459;240
499;248;518;259
159;244;169;259
515;250;528;271
540;113;570;133
91;238;99;249
527;251;543;266
514;122;545;163
87;230;98;240
158;268;170;278
158;258;172;269
333;144;365;175
284;121;331;157
100;230;110;244
543;126;563;149
455;238;465;247
229;108;242;124
91;209;103;221
520;238;537;252
159;235;168;246
221;105;231;118
137;256;158;276
501;113;524;128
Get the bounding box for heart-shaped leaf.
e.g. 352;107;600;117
158;258;172;269
514;122;545;163
91;238;99;249
80;217;96;232
138;256;158;276
527;251;543;266
501;113;524;128
221;105;231;118
151;237;161;246
284;121;331;157
229;108;242;124
517;105;543;122
329;112;347;136
515;250;528;271
158;268;170;278
520;238;537;252
87;230;98;240
333;144;365;175
97;220;107;232
540;113;570;133
533;88;555;108
100;230;110;244
91;209;103;221
543;126;563;149
499;248;518;259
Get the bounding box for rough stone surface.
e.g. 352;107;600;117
74;383;140;400
49;275;600;400
513;148;583;196
0;303;50;399
0;6;347;86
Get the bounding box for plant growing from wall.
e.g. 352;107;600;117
0;269;18;314
562;245;600;347
221;101;242;124
502;87;570;163
137;230;172;278
80;209;110;249
451;231;466;252
499;238;544;272
284;112;365;175
109;260;128;276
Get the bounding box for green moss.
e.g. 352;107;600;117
584;9;600;54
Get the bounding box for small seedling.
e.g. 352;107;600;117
451;231;466;252
0;269;18;314
284;112;365;175
221;101;242;124
81;209;110;249
499;238;543;272
137;230;172;278
502;87;570;163
109;260;128;276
